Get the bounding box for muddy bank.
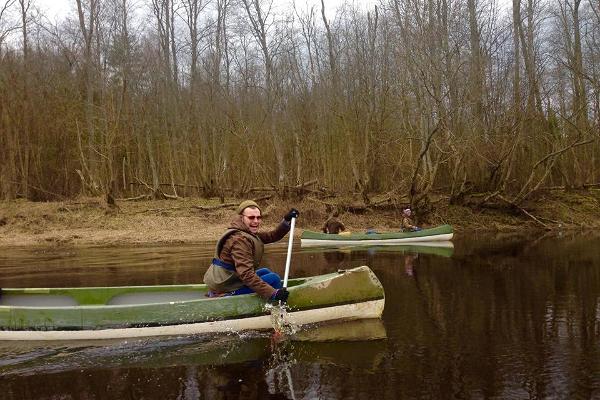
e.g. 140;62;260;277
1;191;599;247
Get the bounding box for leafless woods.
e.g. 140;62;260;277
0;0;598;209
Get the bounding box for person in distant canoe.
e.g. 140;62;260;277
203;200;299;302
322;210;346;234
401;208;421;232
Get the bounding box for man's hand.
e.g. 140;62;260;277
284;208;300;222
270;288;289;303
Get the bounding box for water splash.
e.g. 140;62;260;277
265;303;298;337
266;334;298;399
263;301;301;398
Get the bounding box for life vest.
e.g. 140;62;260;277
203;229;264;293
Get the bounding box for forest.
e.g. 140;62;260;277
0;0;598;212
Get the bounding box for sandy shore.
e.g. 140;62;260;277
0;198;234;247
1;192;599;247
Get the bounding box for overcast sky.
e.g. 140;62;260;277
35;0;378;21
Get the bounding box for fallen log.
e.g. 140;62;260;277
119;194;152;201
306;197;369;214
128;182;207;190
192;202;237;211
191;195;273;211
495;194;549;229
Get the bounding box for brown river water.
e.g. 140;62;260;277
0;232;599;399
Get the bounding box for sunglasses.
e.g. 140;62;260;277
243;215;262;221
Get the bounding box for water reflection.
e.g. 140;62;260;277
1;320;388;399
1;234;600;399
403;253;418;277
0;320;386;376
0;244;215;287
323;248;347;265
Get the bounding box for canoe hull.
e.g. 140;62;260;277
0;299;384;341
0;266;384;341
301;233;453;246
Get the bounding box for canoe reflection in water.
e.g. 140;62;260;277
1;319;387;399
269;319;387;399
0;319;387;377
323;249;348;265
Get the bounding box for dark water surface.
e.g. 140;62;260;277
1;233;599;399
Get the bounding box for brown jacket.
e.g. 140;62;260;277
322;217;345;234
203;215;290;299
401;216;418;231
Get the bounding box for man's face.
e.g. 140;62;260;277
242;207;262;234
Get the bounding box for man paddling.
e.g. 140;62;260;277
203;200;299;303
321;210;346;234
401;208;421;232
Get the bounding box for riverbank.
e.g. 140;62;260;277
1;190;599;247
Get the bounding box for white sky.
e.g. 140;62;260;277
35;0;378;21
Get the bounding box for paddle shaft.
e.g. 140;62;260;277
282;217;296;288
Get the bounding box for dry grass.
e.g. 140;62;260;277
1;190;600;247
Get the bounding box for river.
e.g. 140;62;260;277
0;232;599;399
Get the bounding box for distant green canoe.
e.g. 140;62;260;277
0;266;384;341
301;225;454;246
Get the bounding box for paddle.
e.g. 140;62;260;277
282;216;296;289
270;216;296;336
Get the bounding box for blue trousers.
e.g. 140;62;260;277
232;268;282;295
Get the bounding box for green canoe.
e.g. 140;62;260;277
0;266;384;341
301;225;454;246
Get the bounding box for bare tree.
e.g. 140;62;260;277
557;0;588;130
0;0;599;205
240;0;286;190
151;0;178;84
75;0;102;193
517;0;543;116
0;0;17;51
17;0;33;198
